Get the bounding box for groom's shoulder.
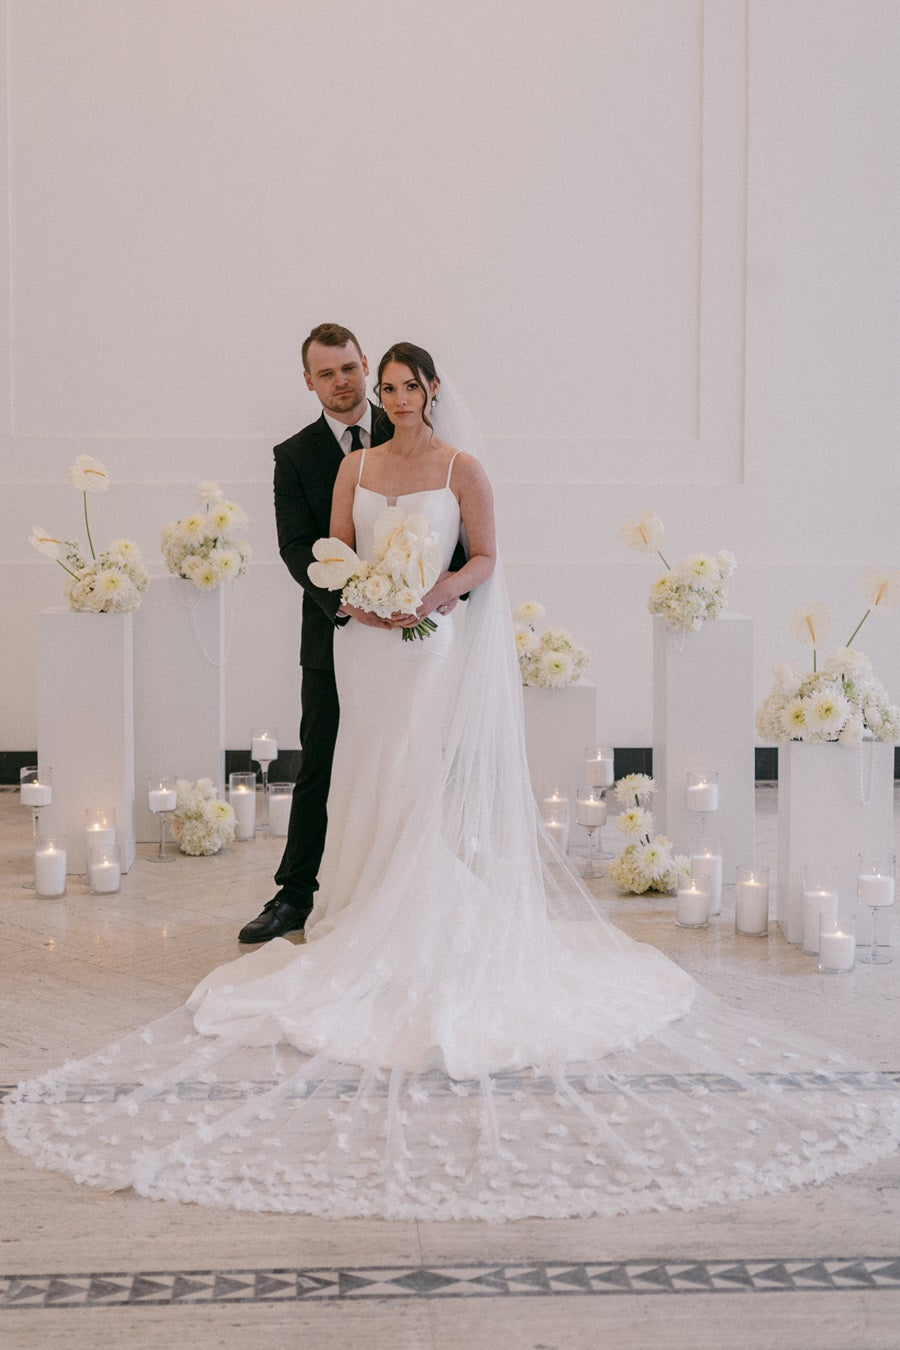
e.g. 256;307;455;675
274;412;329;459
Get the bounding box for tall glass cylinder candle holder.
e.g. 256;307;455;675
268;782;294;837
84;807;117;857
690;835;722;917
147;776;177;863
35;835;67;897
575;787;607;878
686;769;719;815
541;786;570;854
584;745;615;790
230;771;257;841
20;765;52;890
735;864;769;937
88;844;121;894
856;851;895;965
250;726;278;831
801;862;839;956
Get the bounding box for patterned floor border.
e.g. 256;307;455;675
2;1258;900;1308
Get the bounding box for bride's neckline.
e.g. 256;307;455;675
356;483;455;508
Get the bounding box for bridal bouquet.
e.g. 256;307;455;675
171;778;236;855
308;507;442;641
28;454;149;613
513;601;589;688
621;510;735;633
756;569;900;745
161;481;250;590
608;774;690;895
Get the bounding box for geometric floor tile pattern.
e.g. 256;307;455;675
4;1259;900;1307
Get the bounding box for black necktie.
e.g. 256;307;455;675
348;425;364;452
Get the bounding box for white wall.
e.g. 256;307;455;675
1;0;898;754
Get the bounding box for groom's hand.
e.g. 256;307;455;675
341;603;392;629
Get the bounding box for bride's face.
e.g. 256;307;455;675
380;361;437;427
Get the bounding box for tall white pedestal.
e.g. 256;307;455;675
523;682;597;800
777;740;895;944
37;610;136;875
133;576;226;842
653;613;754;881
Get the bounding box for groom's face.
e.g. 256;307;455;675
304;340;370;422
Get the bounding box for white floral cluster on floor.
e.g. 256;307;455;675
607;774;689;895
171;778;235;855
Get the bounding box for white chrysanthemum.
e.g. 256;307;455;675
67;454;109;492
861;566;900;614
192;562;220;591
197;481;223;506
825;647;872;680
618;807;652;837
514;625;539;656
514;600;546;623
614;774;656;807
537;649;575;687
807;688;850;737
790;603;831;650
620;510;665;552
681;554;718;586
208;547;242;579
716;550;737;579
781;697;808;737
29;526;62;558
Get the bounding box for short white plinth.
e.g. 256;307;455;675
653;614;754;882
133;577;226;842
522;682;597;801
777;739;895;944
37;610;136;874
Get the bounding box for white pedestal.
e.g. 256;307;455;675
133;576;226;842
777;740;895;944
523;682;597;803
653;613;754;881
37;610;136;874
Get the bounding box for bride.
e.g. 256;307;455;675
4;343;899;1220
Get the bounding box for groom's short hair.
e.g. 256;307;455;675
302;323;363;370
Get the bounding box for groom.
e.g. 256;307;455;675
238;323;395;943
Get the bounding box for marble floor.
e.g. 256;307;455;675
1;784;898;1349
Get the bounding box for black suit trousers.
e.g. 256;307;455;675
273;666;340;901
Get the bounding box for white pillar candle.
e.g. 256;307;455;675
35;843;67;896
575;797;606;828
252;736;278;763
690;852;723;916
268;790;293;837
857;874;895;907
676;883;710;928
802;889;839;955
818;929;855;973
88;857;121;894
735;879;769;935
20;782;52;806
586;756;614;788
148;788;177;813
687;782;719;812
85;824;117;851
543;818;569;853
541;793;569;825
230;786;256;840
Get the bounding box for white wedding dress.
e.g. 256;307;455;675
4;452;900;1221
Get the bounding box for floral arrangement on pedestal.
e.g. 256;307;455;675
161;482;250;590
608;774;690;895
171;778;236;855
621;510;736;633
756;569;900;745
513;601;589;688
29;455;149;612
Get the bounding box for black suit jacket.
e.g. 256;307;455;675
274;402;393;671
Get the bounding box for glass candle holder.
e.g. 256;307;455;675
268;782;294;837
818;917;855;973
676;881;710;929
84;807;117;856
88;844;121;895
35;835;67;897
229;771;257;841
147;776;177;863
801;862;839;956
541;785;570;854
575;787;607;878
735;864;769;937
250;726;278;832
689;836;722;917
584;745;615;789
856;851;895;965
686;770;719;814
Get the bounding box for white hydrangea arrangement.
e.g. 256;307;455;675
621;510;736;633
171;778;236;856
161;482;250;590
513;601;589;688
607;774;690;895
29;455;149;613
756;570;900;745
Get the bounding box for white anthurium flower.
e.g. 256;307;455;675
861;566;900;613
307;537;361;590
67;454;109;492
29;526;62;558
789;603;831;650
372;507;407;558
620;510;665;553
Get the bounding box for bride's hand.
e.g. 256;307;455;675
418;573;459;619
342;603;392;629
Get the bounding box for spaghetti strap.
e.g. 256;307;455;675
357;445;367;484
445;451;459;488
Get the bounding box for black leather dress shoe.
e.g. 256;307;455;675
238;895;311;943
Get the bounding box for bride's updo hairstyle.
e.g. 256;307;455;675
376;342;439;431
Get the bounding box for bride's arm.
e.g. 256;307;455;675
329;453;392;629
416;454;496;619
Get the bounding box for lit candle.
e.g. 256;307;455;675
85;823;116;851
586;755;614;789
35;841;67;896
676;883;710;928
687;781;718;812
575;796;606;829
88;856;121;894
230;786;256;840
543;818;569;853
857;874;895;907
690;851;722;916
148;788;177;813
20;781;52;807
268;787;293;837
735;876;769;936
802;888;839;955
818;929;855;973
252;735;278;763
542;792;569;825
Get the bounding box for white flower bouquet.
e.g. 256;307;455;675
513;601;589;688
161;481;250;590
756;569;900;745
621;510;736;633
171;778;236;855
308;507;442;641
608;774;690;895
29;454;149;613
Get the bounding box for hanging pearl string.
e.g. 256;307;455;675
859;736;875;808
177;581;234;669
